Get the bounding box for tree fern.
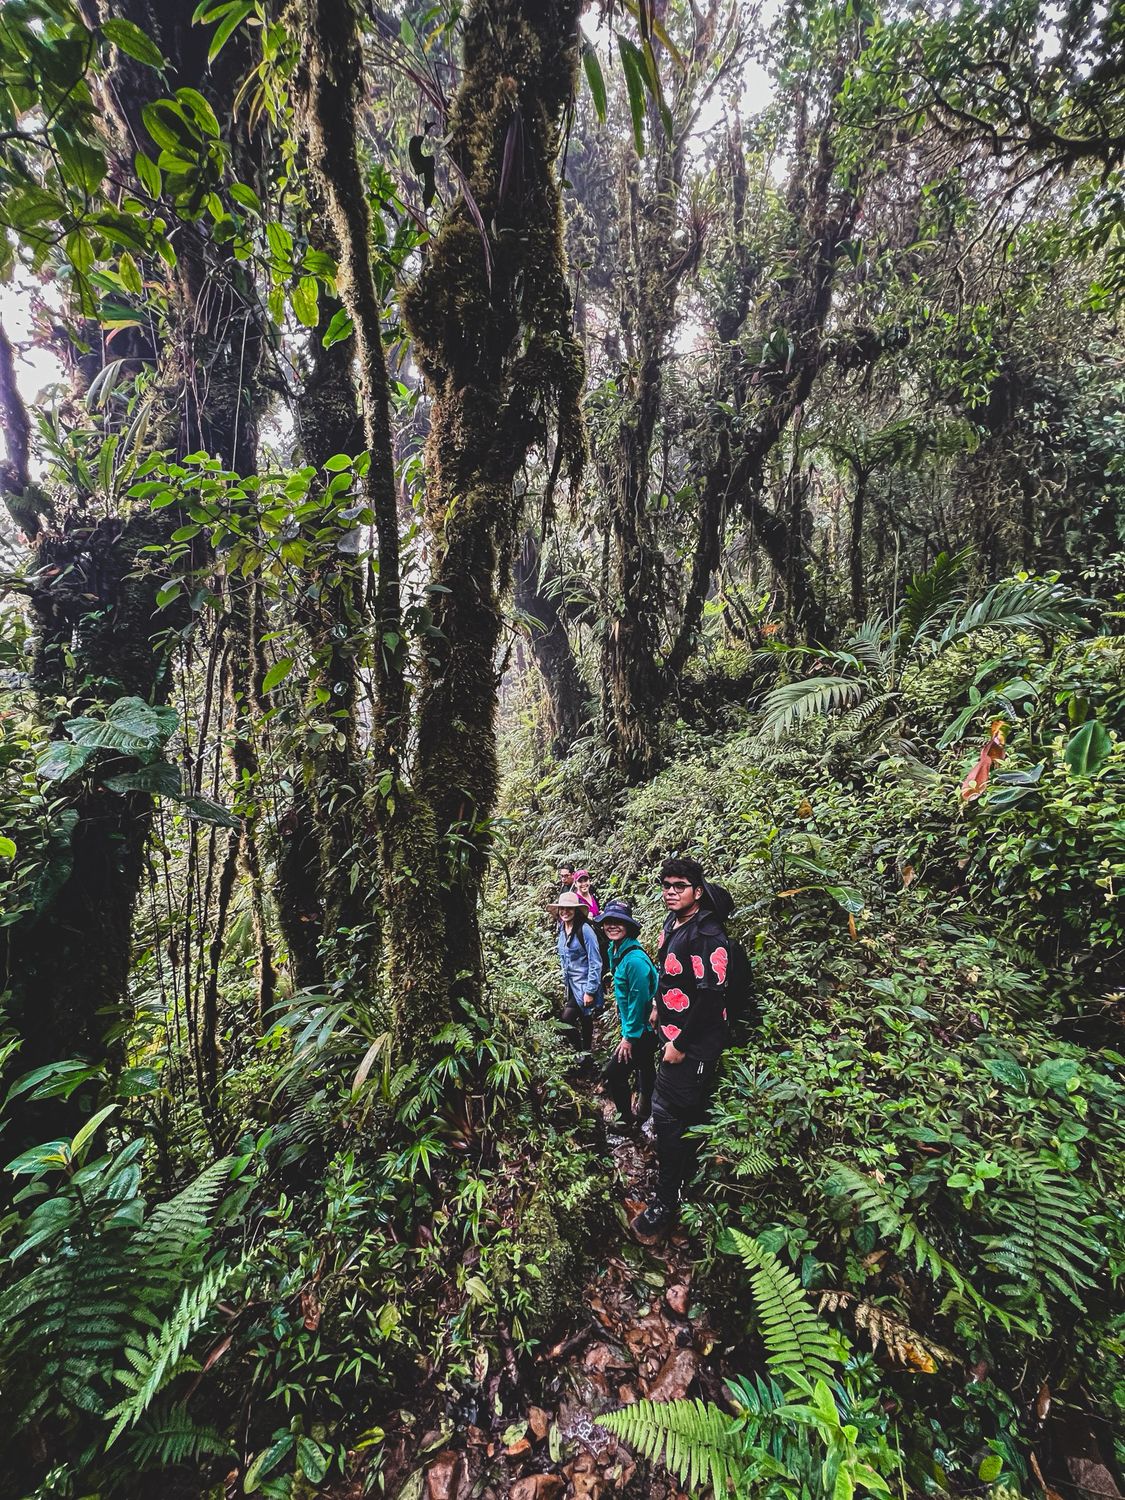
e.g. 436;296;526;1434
725;1229;840;1381
596;1397;749;1496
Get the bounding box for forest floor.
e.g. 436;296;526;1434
389;1094;723;1500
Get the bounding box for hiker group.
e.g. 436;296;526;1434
549;857;746;1246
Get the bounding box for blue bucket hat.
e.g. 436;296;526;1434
594;899;641;937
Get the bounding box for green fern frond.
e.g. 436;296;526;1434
842;616;893;675
828;692;898;745
978;1154;1103;1313
106;1260;241;1444
136;1157;233;1282
125;1405;233;1468
724;1140;772;1179
760;676;866;740
939;576;1083;648
596;1398;747;1496
823;1162;1030;1333
725;1230;840;1380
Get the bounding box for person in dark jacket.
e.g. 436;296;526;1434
631;856;731;1245
550;890;604;1054
595;900;658;1131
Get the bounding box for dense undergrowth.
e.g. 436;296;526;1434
1;603;1123;1498
496;621;1125;1496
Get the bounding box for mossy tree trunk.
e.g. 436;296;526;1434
401;0;585;1025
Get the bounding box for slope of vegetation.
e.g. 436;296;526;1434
0;0;1123;1495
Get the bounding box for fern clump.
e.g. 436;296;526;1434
597;1396;749;1496
723;1229;840;1382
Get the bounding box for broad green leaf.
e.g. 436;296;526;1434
134;150;162;198
322;307;354;348
262;656;294;693
208;0;254;62
978;1456;1003;1483
243;1433;295;1491
297;1437;330;1485
143;100;194;153
1064;718;1111;776
102;760;183;797
177;794;240;828
177;86;220;138
102;17;166;69
230;180;262;213
66;229;95;275
37;741;96;782
71;1104;117;1160
292;275;319;328
0;836;15;859
118;251;143;295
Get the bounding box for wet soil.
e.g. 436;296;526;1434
396;1098;727;1500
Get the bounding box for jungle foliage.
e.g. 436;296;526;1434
0;0;1122;1495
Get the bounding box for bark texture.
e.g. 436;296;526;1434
400;0;585;1027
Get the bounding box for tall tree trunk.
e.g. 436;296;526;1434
513;531;590;755
401;0;585;1024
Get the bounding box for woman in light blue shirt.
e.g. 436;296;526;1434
550;890;603;1056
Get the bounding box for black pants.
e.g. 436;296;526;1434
651;1056;720;1211
603;1033;657;1124
560;995;594;1052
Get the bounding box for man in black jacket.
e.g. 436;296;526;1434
631;856;731;1245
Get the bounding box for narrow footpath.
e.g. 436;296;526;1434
413;1097;726;1500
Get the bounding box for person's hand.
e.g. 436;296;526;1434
649;1005;657;1027
663;1042;686;1065
582;992;594;1009
615;1037;632;1063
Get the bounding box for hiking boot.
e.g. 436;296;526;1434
630;1202;674;1245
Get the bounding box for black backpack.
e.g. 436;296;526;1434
700;881;758;1035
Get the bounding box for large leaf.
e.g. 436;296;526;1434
65;698;178;753
102;761;183;796
102;17;166;69
37;741;97;782
1063;719;1112;776
940;577;1084;648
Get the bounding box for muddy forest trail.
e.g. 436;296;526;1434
391;1097;725;1500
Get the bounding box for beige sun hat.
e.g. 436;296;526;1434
548;891;583;911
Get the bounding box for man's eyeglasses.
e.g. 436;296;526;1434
660;879;692;892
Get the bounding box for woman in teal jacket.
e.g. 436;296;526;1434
595;900;658;1130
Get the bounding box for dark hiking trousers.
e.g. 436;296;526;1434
561;995;594;1052
603;1033;657;1125
651;1056;720;1211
